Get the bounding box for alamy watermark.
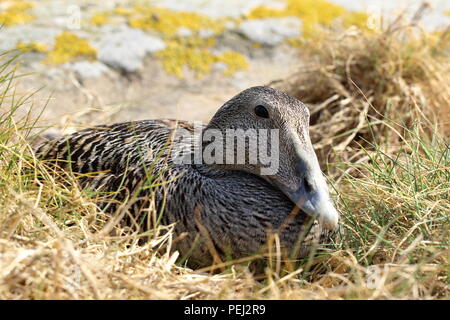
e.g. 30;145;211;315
366;265;383;289
170;122;280;175
366;5;383;30
66;5;81;30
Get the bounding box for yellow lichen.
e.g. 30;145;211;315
217;51;249;76
45;32;97;64
156;37;247;78
156;37;213;78
285;38;304;47
93;6;225;35
84;5;248;78
114;7;133;17
342;11;371;30
122;6;225;36
16;41;48;53
90;12;109;26
0;0;35;26
156;40;215;78
178;36;216;49
247;0;368;39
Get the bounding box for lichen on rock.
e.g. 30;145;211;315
88;5;249;78
90;12;110;26
156;39;217;78
0;0;35;27
124;6;225;36
46;32;97;64
155;36;248;79
216;51;249;76
16;41;48;53
247;0;369;39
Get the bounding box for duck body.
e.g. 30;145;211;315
35;119;324;266
34;87;338;267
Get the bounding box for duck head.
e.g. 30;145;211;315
203;86;339;230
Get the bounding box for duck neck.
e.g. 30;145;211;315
190;123;232;176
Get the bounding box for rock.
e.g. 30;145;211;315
70;61;109;78
237;17;302;46
212;62;228;73
94;26;166;72
46;67;65;81
152;0;285;18
0;25;60;52
224;21;237;30
177;27;193;37
198;29;215;38
331;0;450;31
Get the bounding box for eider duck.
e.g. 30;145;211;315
34;86;339;267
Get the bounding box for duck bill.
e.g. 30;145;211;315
285;178;339;231
274;141;339;231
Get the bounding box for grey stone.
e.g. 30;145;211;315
46;67;65;81
212;62;228;73
198;29;215;38
0;25;60;52
152;0;285;18
94;26;166;72
70;61;109;78
177;27;193;37
237;17;302;46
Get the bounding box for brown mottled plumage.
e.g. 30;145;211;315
34;86;338;268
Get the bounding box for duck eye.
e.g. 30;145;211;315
254;105;269;118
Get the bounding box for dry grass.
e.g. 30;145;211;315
0;15;449;299
275;10;449;176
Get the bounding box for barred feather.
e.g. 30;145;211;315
34;87;332;268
